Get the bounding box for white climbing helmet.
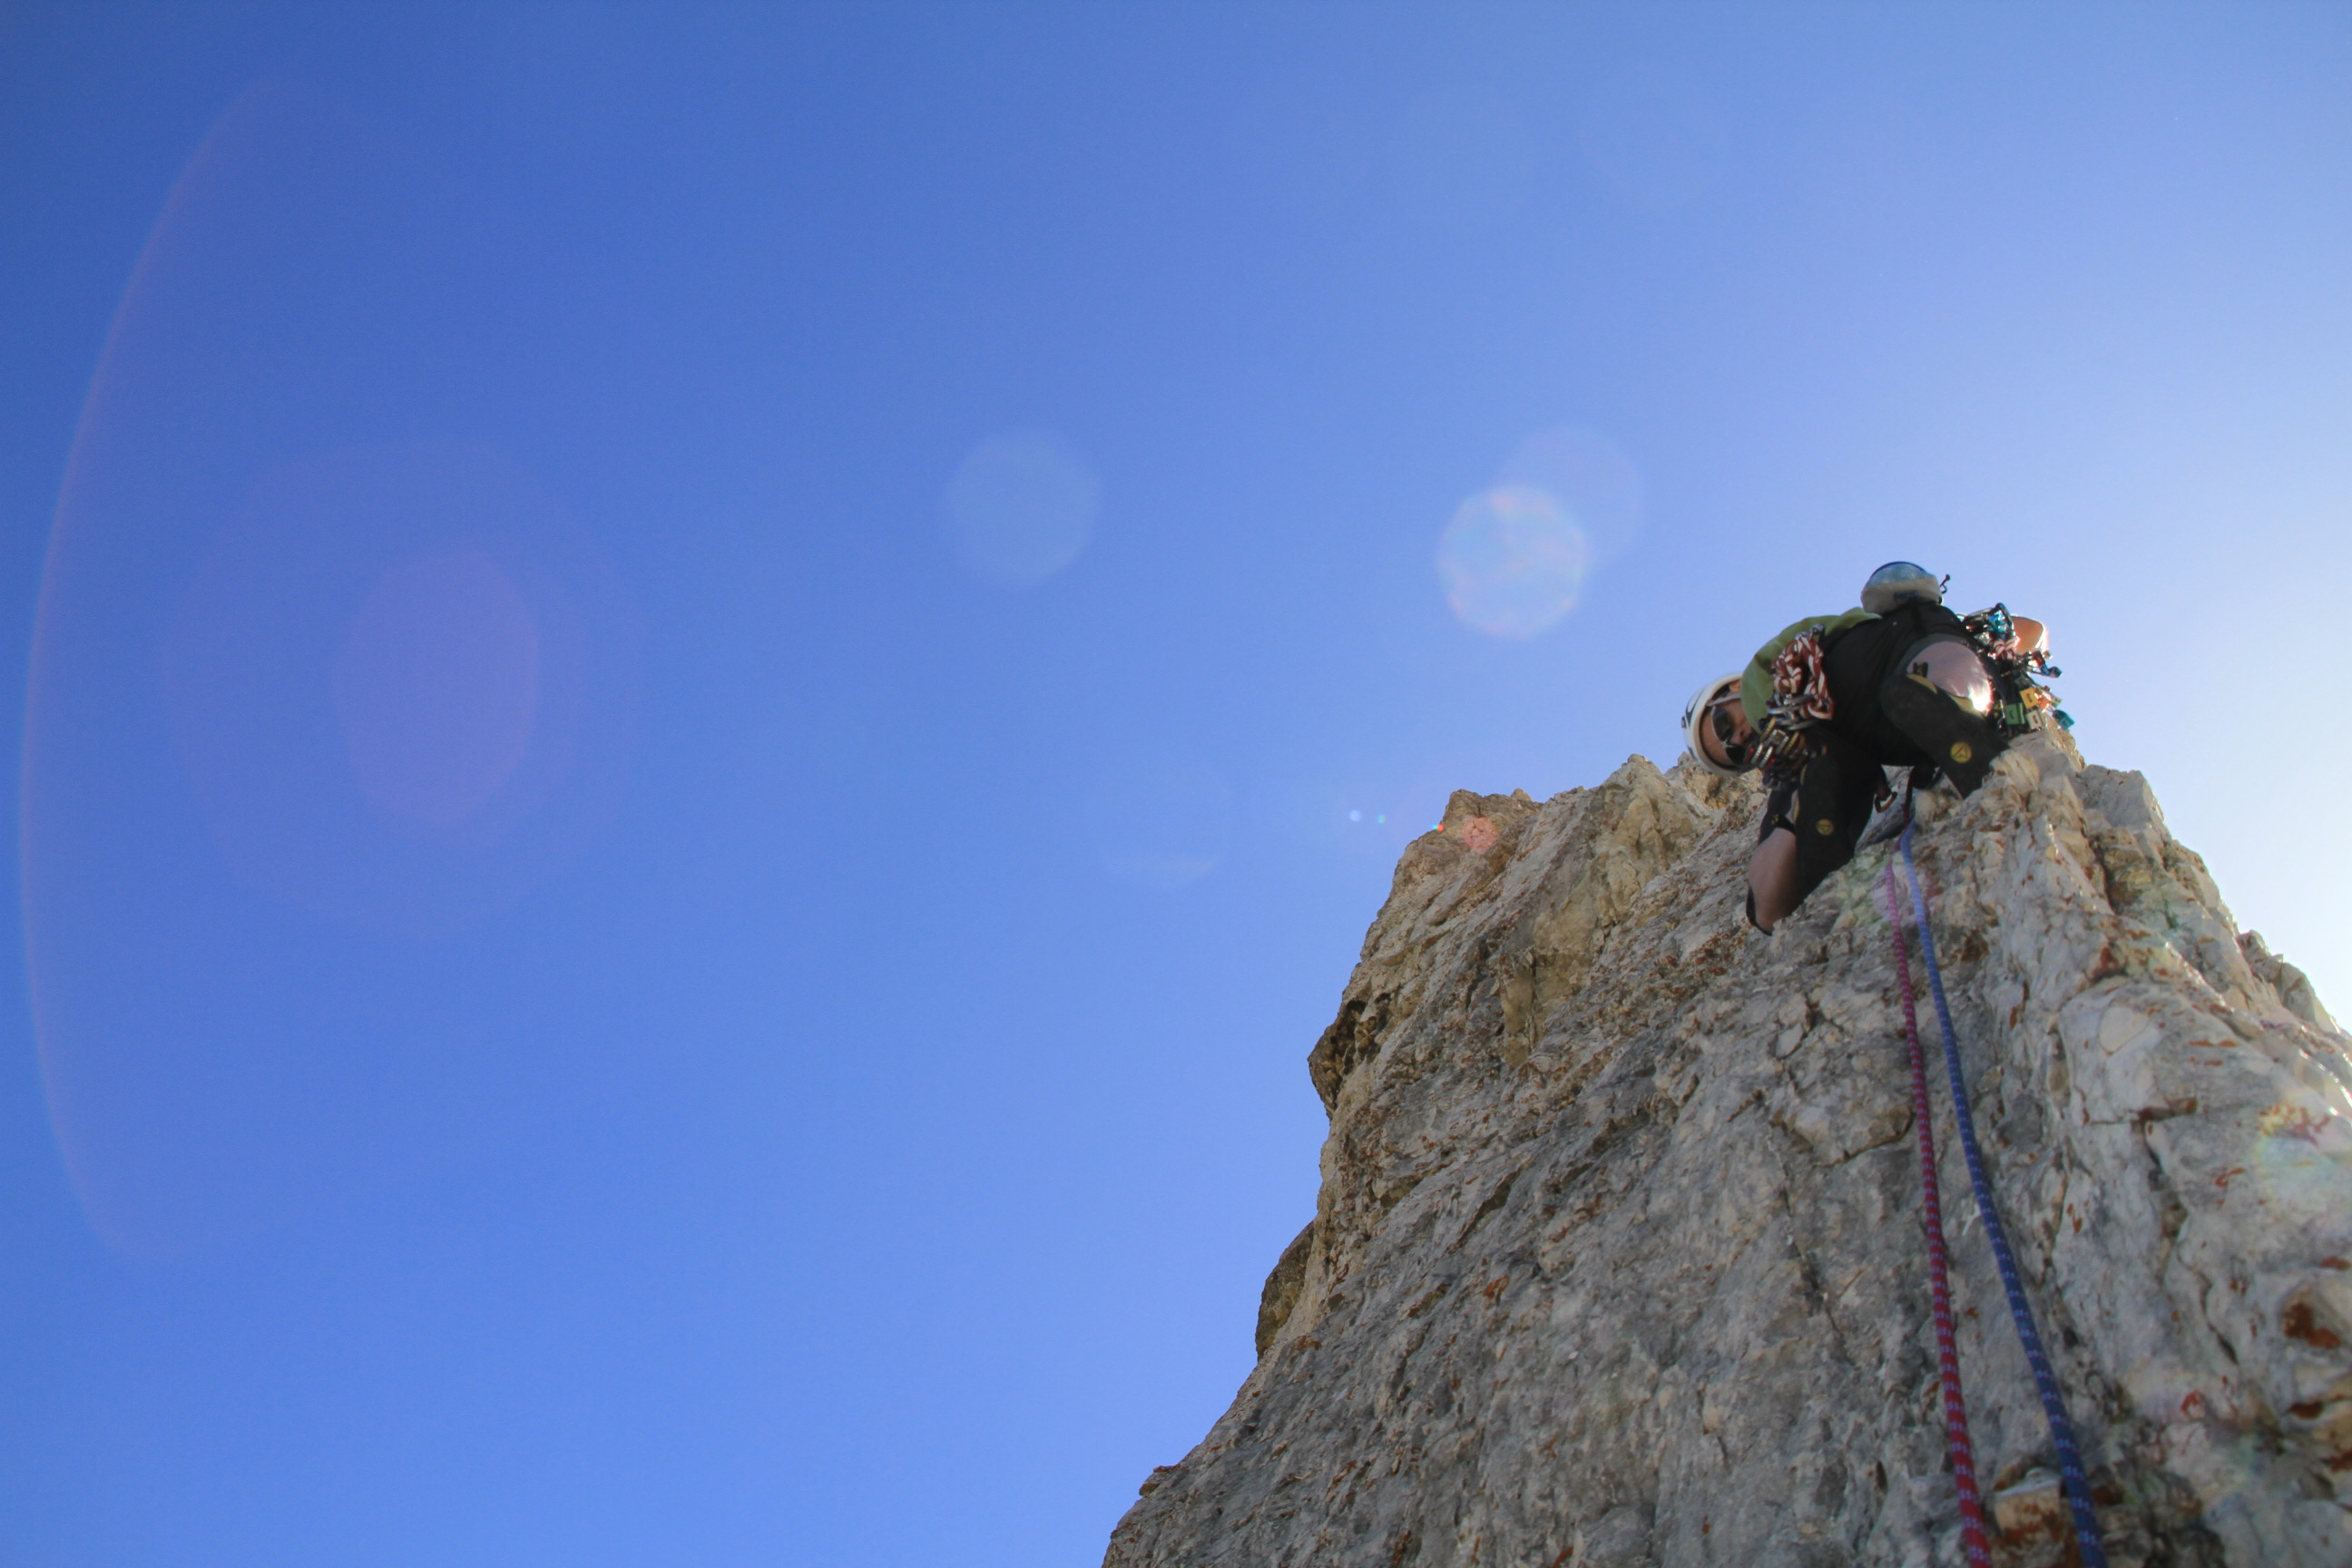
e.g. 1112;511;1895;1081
1681;672;1753;776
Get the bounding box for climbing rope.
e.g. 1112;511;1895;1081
1879;859;1994;1567
1896;822;2111;1568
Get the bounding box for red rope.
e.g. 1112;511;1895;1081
1882;860;1994;1567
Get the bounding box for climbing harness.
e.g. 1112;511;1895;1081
1878;859;1994;1568
1890;822;2111;1567
1962;603;2073;735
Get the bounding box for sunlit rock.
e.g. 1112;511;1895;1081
1108;731;2352;1566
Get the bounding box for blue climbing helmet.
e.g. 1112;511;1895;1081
1861;561;1943;614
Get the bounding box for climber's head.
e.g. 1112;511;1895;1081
1861;561;1943;613
1683;673;1758;776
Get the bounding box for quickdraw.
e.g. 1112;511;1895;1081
1888;823;2111;1567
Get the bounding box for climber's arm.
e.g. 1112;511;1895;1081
2011;615;2047;654
1748;828;1799;933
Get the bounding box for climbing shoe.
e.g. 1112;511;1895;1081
1881;671;2007;796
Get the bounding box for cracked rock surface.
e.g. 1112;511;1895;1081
1105;733;2352;1567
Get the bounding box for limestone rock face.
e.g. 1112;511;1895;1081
1106;733;2352;1567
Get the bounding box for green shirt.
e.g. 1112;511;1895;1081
1740;607;1879;726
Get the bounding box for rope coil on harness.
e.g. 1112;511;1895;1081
1755;630;1836;777
1895;822;2111;1568
1879;859;1994;1567
1769;630;1835;728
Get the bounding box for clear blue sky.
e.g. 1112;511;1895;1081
4;5;2347;1564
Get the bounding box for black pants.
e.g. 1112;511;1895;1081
1758;732;1889;915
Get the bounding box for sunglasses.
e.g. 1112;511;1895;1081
1710;701;1755;767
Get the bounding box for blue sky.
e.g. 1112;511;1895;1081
4;5;2348;1564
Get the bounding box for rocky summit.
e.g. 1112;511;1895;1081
1105;731;2352;1567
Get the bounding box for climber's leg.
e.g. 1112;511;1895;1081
1880;637;2009;796
1748;746;1877;931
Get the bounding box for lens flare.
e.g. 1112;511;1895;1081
19;82;644;1257
1436;485;1591;638
158;443;636;931
943;430;1097;587
1495;426;1644;565
334;547;542;828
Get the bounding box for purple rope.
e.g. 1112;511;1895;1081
1897;822;2109;1568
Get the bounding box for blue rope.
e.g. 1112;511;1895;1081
1898;822;2109;1567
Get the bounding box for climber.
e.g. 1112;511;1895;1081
1681;562;2052;932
